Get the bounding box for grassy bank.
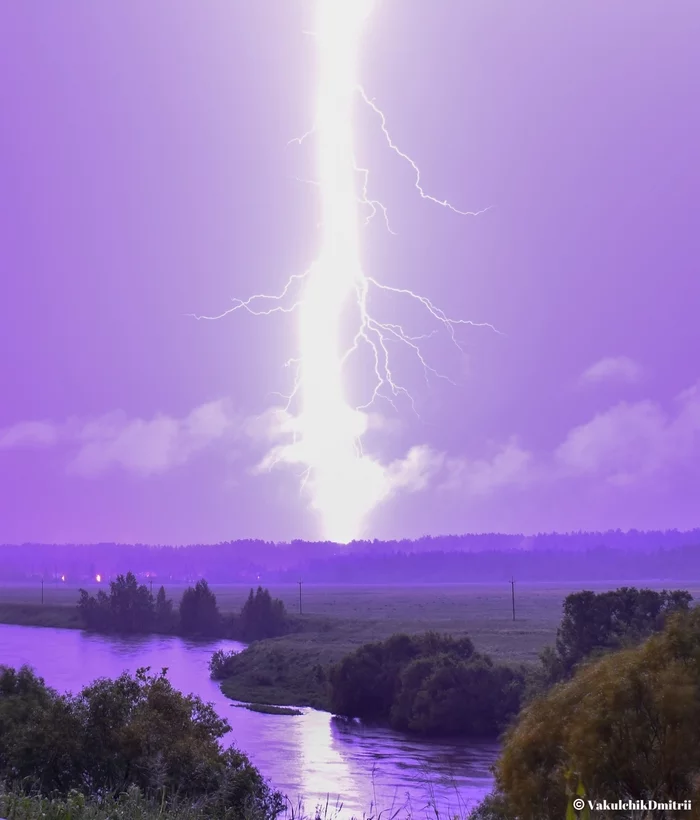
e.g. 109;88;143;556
0;583;589;710
220;638;334;709
0;582;569;650
215;585;576;709
216;619;547;711
3;582;688;714
0;602;82;629
234;702;304;716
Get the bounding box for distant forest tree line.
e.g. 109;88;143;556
77;573;289;641
2;528;700;582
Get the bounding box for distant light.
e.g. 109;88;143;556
61;575;65;582
96;574;101;583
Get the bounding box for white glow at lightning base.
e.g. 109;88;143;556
194;0;494;543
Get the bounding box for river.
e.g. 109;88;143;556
0;624;497;817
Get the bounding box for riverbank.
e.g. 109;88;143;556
0;603;83;630
234;702;304;716
0;602;190;636
0;584;568;710
0;622;499;814
219;638;333;709
215;613;552;711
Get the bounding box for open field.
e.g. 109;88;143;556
3;580;698;708
216;580;700;708
1;580;697;662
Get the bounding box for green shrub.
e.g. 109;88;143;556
0;665;282;819
329;632;525;737
491;608;700;819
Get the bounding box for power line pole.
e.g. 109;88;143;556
510;577;516;621
298;580;303;615
41;578;44;605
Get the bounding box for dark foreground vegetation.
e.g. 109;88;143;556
0;788;264;820
474;605;700;819
0;664;281;820
77;574;290;641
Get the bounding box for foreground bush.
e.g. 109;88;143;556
329;632;526;737
0;665;282;819
0;785;254;819
486;607;700;819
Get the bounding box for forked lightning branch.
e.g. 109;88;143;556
193;1;494;543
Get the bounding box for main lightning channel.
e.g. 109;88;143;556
293;0;384;544
191;0;494;544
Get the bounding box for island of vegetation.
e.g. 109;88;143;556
75;573;289;641
210;585;692;738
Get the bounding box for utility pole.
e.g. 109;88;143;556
41;578;44;605
298;580;303;615
510;577;516;621
150;579;153;596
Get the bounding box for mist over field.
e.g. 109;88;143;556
2;529;700;584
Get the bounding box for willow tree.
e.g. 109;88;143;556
488;608;700;820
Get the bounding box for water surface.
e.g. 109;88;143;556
0;624;497;817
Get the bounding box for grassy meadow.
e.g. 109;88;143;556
2;579;697;709
0;581;577;659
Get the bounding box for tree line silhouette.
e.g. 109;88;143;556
3;528;700;582
77;573;289;641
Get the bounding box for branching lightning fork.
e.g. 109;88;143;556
190;0;497;543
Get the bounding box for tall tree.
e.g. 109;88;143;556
238;586;287;640
154;585;175;631
179;580;220;636
491;608;700;819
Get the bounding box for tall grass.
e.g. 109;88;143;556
0;785;490;820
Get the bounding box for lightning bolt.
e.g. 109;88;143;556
191;0;496;544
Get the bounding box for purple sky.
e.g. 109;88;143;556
1;1;699;545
